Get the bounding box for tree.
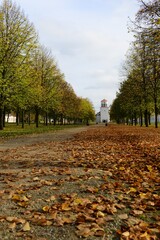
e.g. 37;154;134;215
0;0;37;129
79;98;95;125
113;0;160;127
110;94;126;124
134;0;160;127
31;46;64;127
58;82;78;124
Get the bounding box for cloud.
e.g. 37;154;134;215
15;0;139;109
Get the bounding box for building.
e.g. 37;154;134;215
96;99;109;123
5;113;16;123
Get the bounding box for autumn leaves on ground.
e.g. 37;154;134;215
0;125;159;240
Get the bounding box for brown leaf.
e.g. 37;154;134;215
22;222;30;231
12;194;21;201
127;187;137;194
18;201;29;207
73;198;85;206
96;217;106;225
0;190;5;196
21;195;29;201
127;217;141;225
33;177;39;181
6;216;16;222
9;222;16;230
105;216;114;222
96;211;105;218
15;218;26;224
43;220;52;226
133;210;143;215
61;202;71;211
118;213;128;220
48;211;58;220
87;187;99;193
94;230;105;236
122;231;130;237
42;205;50;212
140;231;151;239
50;195;56;201
76;224;94;238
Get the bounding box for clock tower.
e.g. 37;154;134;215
100;99;109;123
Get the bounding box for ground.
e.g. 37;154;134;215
0;124;159;240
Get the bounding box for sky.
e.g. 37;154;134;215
14;0;140;112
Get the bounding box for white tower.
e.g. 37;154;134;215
100;99;109;123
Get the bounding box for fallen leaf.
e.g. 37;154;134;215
122;231;130;237
61;202;71;211
22;222;30;231
146;165;153;172
127;187;137;194
96;211;105;218
33;177;39;181
133;210;143;215
6;216;16;222
76;224;94;238
140;231;151;239
119;167;125;171
50;195;56;201
87;187;99;193
118;213;128;220
21;195;29;201
42;206;50;212
12;194;21;201
139;193;148;199
73;198;84;206
9;222;16;230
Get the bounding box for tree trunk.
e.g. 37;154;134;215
148;112;151;126
52;111;57;125
16;110;19;126
35;108;39;128
53;118;56;125
3;107;6;127
45;112;48;126
60;114;63;125
140;111;143;127
131;116;134;126
144;109;148;127
28;111;31;125
134;112;137;126
22;110;24;128
154;100;158;128
0;107;4;130
126;118;129;125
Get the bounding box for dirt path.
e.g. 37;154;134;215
0;125;93;150
0;124;159;240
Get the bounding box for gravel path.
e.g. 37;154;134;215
0;126;94;150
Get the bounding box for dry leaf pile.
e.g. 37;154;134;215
0;124;159;239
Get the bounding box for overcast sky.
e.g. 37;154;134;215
15;0;139;112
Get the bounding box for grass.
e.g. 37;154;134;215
0;123;85;139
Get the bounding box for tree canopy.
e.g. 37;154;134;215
0;0;95;129
110;0;160;127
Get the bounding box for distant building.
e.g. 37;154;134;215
96;99;109;123
5;113;16;123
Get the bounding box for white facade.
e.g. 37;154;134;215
96;99;109;123
5;114;16;123
100;99;109;122
96;112;101;123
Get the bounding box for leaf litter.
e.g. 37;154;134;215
0;124;159;239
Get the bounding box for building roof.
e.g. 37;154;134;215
101;99;107;102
